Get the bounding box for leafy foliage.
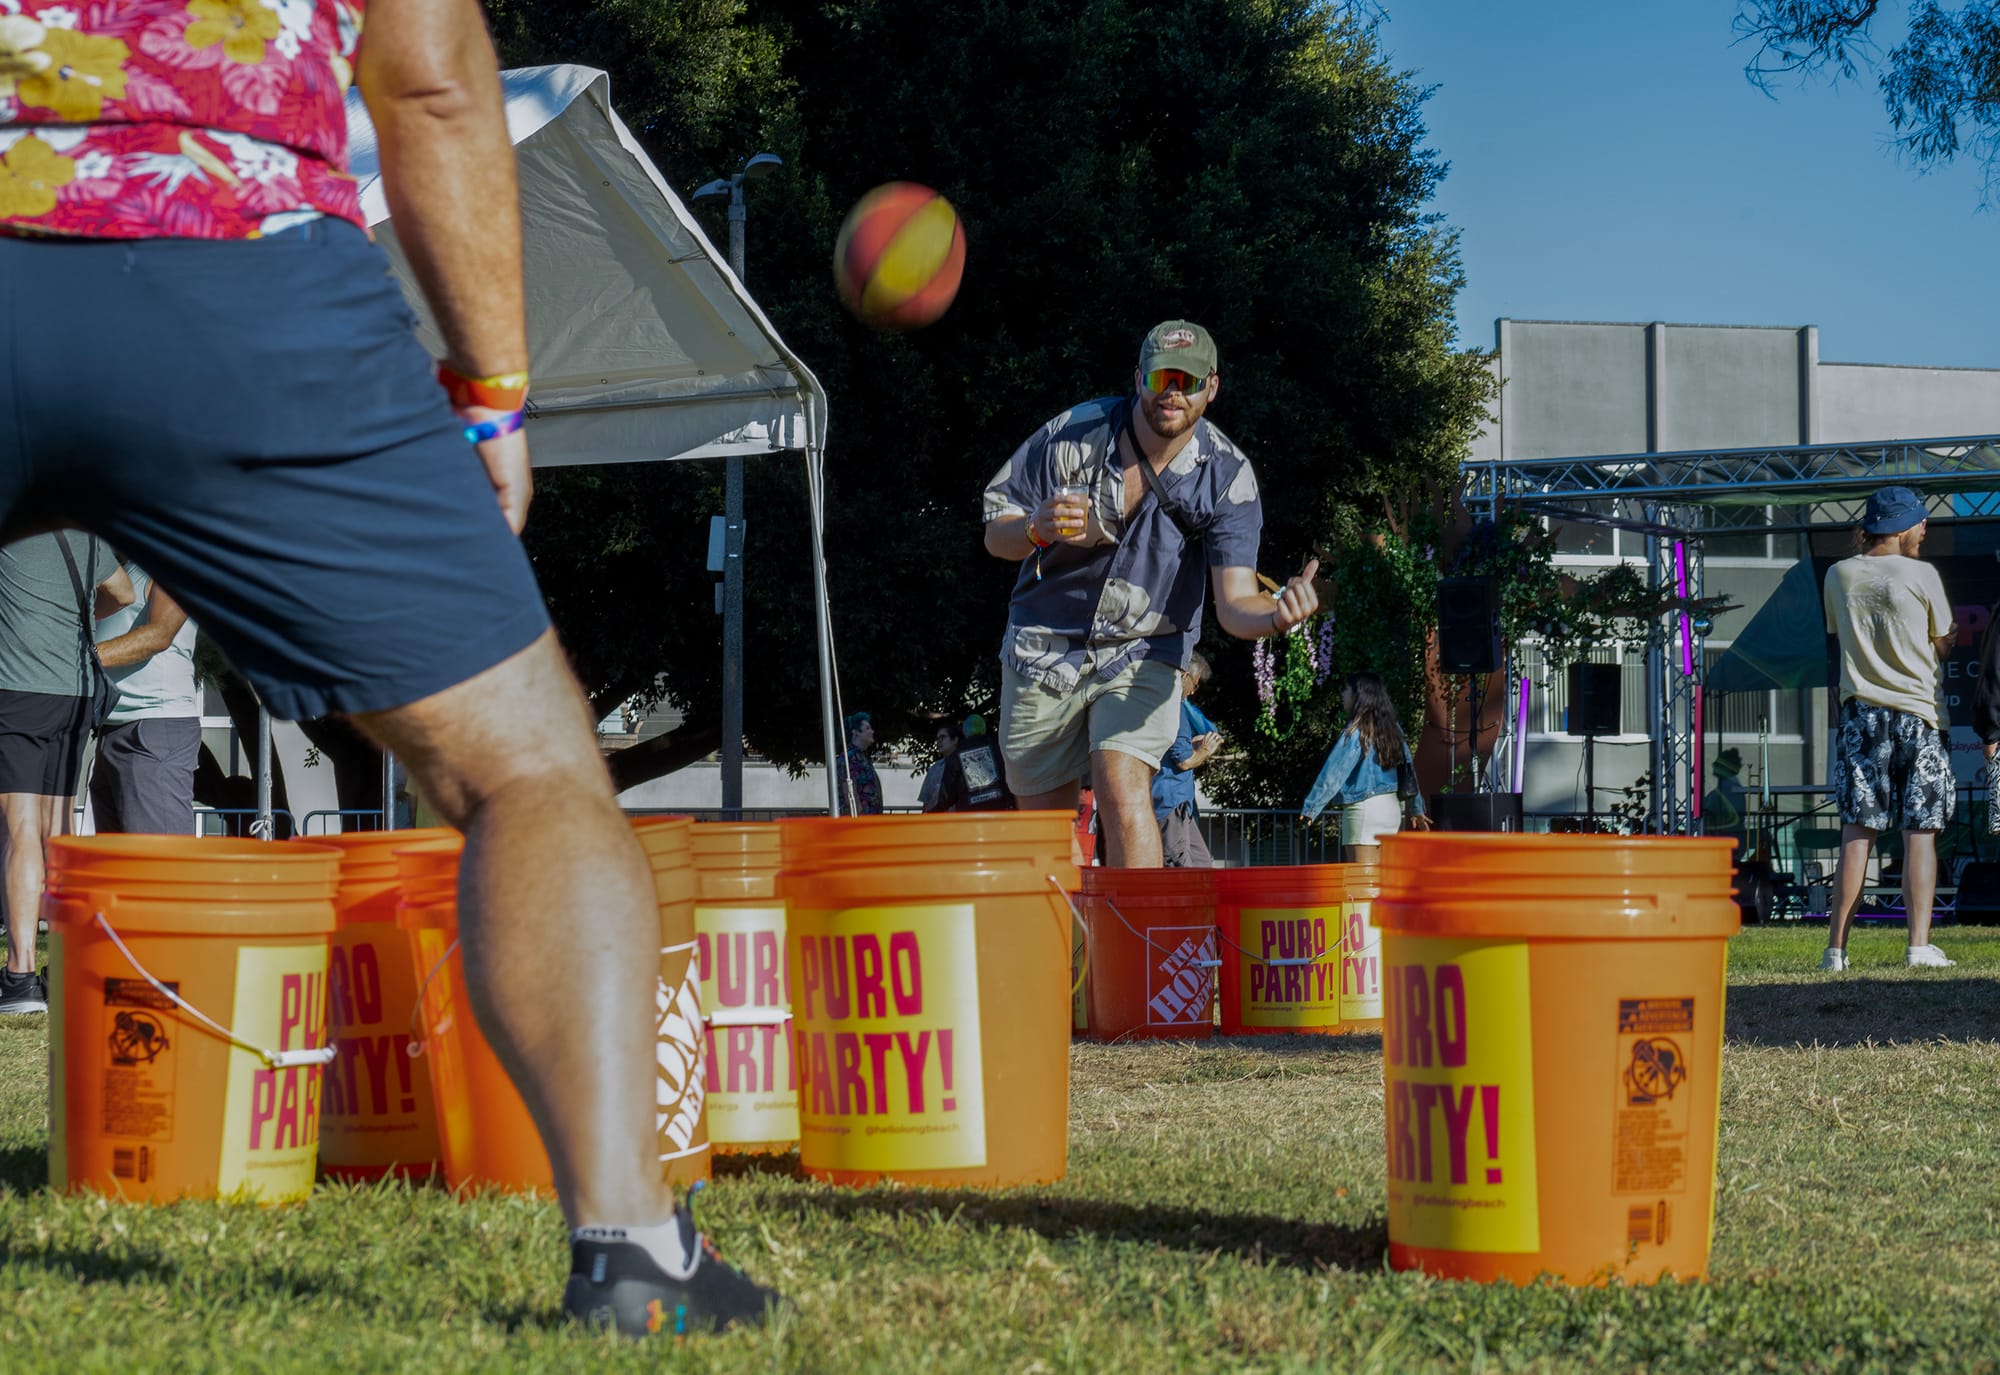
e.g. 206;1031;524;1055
1737;1;2000;200
1207;498;1732;809
475;0;1493;788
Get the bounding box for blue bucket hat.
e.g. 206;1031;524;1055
1863;485;1928;536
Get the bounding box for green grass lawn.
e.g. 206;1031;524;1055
3;925;1999;1372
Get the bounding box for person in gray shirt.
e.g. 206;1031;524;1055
0;532;133;1013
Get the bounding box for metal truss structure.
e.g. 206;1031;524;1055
1463;433;2000;835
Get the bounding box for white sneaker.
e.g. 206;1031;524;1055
1819;947;1849;972
1906;944;1956;968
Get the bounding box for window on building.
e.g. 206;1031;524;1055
1702;644;1804;739
1701;505;1776;561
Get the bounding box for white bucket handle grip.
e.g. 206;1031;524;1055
707;1007;790;1028
1046;876;1089;996
405;937;462;1059
92;912;337;1070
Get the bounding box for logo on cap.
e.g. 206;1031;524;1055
1159;328;1197;350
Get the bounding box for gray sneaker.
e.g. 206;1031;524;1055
1819;947;1849;972
0;968;47;1015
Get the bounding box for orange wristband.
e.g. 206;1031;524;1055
438;363;530;411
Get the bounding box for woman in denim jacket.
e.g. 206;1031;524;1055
1300;671;1429;862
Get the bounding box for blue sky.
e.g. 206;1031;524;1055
1378;3;1998;370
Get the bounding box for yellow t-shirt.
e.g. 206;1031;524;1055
1821;553;1953;726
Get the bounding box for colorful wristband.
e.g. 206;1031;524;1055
438;363;530;411
1027;521;1052;550
463;409;526;444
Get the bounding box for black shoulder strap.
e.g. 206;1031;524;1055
56;533;107;696
55;533;96;635
1111;405;1203;541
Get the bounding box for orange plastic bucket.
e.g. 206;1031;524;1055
1374;833;1738;1284
690;821;795;1155
1216;864;1345;1035
396;836;554;1195
1339;864;1384;1034
45;836;339;1203
632;817;710;1187
778;812;1077;1188
1079;867;1217;1041
315;828;453;1181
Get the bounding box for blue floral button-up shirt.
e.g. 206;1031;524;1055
982;396;1263;693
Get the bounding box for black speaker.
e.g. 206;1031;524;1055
1428;792;1525;833
1566;662;1622;738
1436;577;1502;675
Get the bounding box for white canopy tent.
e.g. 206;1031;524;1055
340;64;842;815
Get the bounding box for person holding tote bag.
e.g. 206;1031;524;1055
1300;671;1429;864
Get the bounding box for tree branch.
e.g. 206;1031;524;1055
605;721;726;794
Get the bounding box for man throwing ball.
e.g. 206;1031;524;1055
983;322;1317;866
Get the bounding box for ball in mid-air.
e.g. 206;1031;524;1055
832;182;966;331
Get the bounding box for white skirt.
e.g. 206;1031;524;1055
1338;791;1403;847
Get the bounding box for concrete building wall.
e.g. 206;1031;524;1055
1818;363;2000;441
1656;326;1805;450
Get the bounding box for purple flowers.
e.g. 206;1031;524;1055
1316;616;1335;687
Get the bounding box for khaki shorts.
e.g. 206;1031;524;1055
999;659;1182;797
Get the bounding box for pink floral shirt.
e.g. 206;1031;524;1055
0;0;366;239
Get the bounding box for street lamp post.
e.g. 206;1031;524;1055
693;152;782;815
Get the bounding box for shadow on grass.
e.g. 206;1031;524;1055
0;1143;42;1192
1727;976;2000;1045
781;1189;1386;1273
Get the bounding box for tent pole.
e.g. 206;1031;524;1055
807;444;841;815
253;701;273;841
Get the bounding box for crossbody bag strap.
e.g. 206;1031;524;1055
56;534;109;728
55;533;99;655
1111;405;1202;542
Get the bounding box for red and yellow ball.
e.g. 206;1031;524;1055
832;182;966;332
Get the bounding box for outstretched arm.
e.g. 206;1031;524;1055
1212;560;1319;640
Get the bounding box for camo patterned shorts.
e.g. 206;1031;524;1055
1834;699;1955;833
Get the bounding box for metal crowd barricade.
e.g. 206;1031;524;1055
298;809;392;835
194;807;297;839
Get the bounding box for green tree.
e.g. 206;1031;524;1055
1737;1;2000;198
450;0;1491;805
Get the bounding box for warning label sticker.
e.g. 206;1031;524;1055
1613;997;1693;1200
103;977;178;1142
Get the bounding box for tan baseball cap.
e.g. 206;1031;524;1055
1137;320;1218;379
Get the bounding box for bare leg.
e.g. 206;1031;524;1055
1827;824;1877;951
355;632;665;1230
0;794;61;974
1348;843;1380;867
1016;783;1079;812
1093;750;1162;868
1902;829;1939;948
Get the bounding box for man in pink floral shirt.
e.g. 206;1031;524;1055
0;0;778;1339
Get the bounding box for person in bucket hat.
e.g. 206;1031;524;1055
1820;486;1959;971
981;321;1319;866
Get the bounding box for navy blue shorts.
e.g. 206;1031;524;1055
0;220;549;721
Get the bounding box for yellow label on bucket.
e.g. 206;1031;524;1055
216;945;329;1202
793;903;987;1171
696;905;797;1146
1382;936;1539;1254
1237;905;1341;1028
1340;899;1383;1023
